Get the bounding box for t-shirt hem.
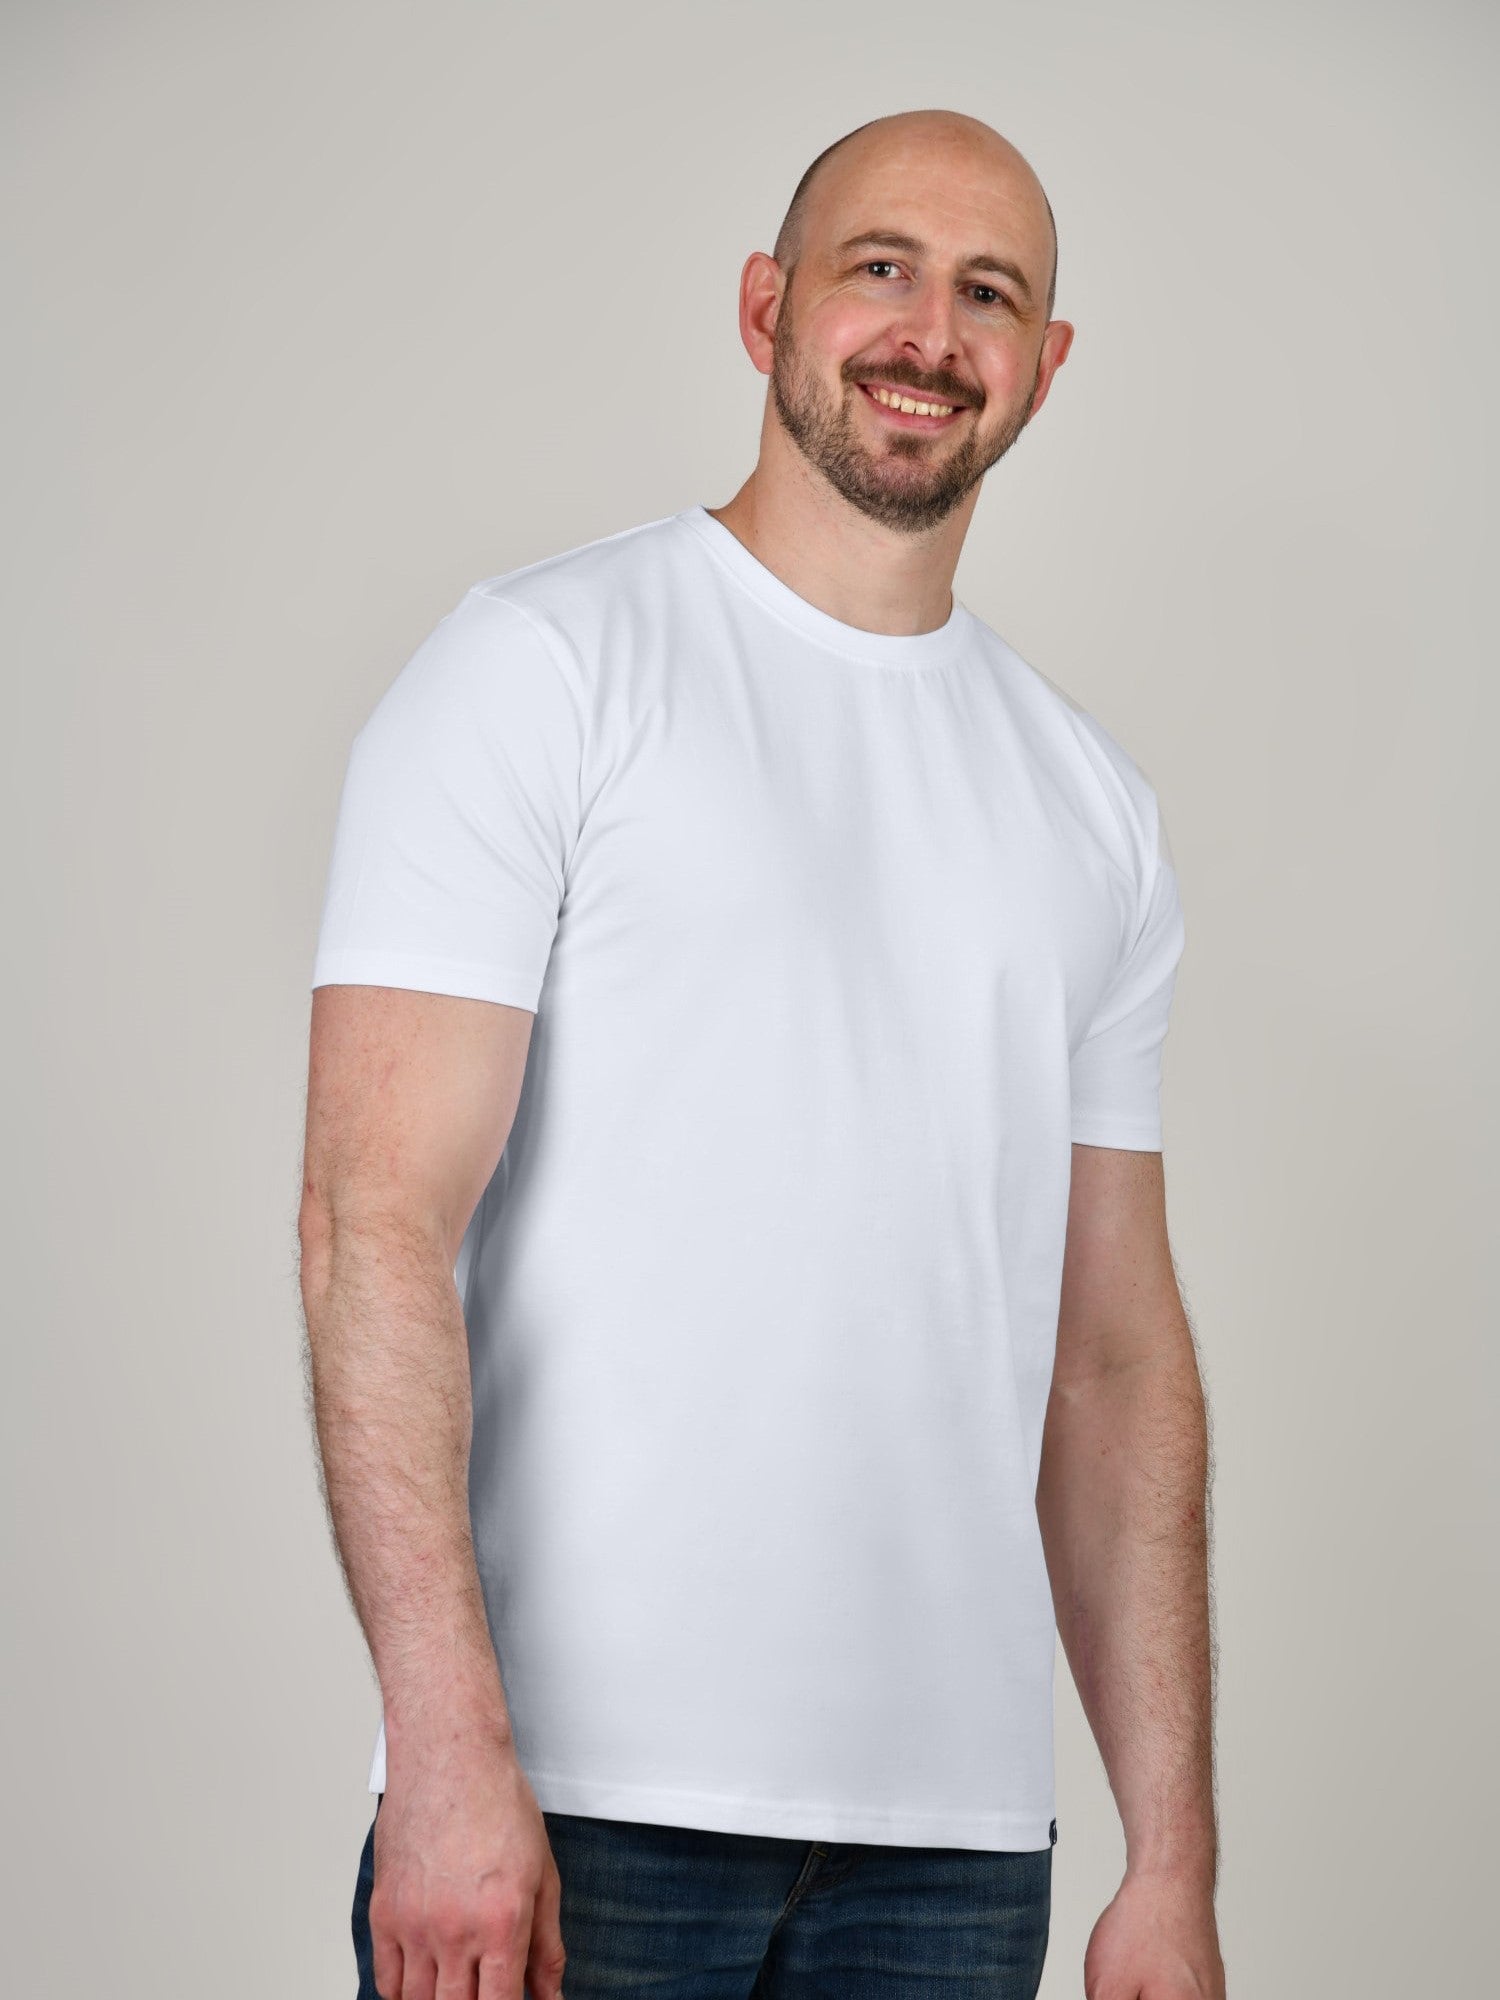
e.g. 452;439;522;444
311;948;542;1012
514;1768;1056;1853
1070;1114;1163;1150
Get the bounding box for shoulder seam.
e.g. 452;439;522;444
471;511;681;596
459;589;591;885
462;587;590;737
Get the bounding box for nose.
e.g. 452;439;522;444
893;279;962;379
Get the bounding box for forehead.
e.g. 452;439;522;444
807;137;1049;283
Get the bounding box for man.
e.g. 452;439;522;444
301;106;1226;2000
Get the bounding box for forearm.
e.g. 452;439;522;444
1036;1340;1217;1888
299;1200;513;1766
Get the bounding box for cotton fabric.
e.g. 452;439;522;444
311;504;1186;1849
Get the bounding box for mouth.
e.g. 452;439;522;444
855;380;971;430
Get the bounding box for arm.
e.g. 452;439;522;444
298;981;567;2000
1036;1141;1226;1999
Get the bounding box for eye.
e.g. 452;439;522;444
862;263;1014;313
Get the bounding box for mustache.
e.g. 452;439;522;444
846;370;981;409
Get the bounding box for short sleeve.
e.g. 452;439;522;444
310;588;584;1012
1069;801;1187;1150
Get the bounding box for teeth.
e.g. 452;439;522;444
868;385;956;417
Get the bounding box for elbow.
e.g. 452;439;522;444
297;1168;456;1304
297;1177;336;1309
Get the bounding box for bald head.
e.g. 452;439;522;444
772;109;1058;321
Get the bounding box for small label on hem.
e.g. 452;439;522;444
1049;1817;1057;1845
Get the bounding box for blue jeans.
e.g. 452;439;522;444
353;1794;1052;1997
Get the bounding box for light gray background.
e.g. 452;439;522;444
4;2;1494;1992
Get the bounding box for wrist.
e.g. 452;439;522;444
1123;1838;1217;1897
382;1671;515;1760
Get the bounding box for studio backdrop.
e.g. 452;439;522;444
3;2;1493;1994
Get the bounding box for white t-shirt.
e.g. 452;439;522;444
312;503;1186;1852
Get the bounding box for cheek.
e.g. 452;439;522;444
982;340;1042;404
960;365;1016;423
817;300;914;369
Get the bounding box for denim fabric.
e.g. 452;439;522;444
354;1793;1051;1998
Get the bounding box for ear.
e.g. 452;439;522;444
738;251;785;377
1025;319;1076;422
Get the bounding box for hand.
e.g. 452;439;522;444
1082;1868;1226;1999
368;1738;567;2000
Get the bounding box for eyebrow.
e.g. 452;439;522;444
832;230;1036;308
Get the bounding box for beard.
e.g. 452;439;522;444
769;285;1041;534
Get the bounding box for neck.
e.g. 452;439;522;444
707;442;975;639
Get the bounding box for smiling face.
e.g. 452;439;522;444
762;118;1068;533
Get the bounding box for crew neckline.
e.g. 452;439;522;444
676;504;973;670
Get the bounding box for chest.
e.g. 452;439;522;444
559;662;1130;1049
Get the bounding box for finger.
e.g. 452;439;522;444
433;1942;480;2000
524;1865;567;2000
475;1941;526;2000
369;1932;403;2000
397;1944;439;2000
